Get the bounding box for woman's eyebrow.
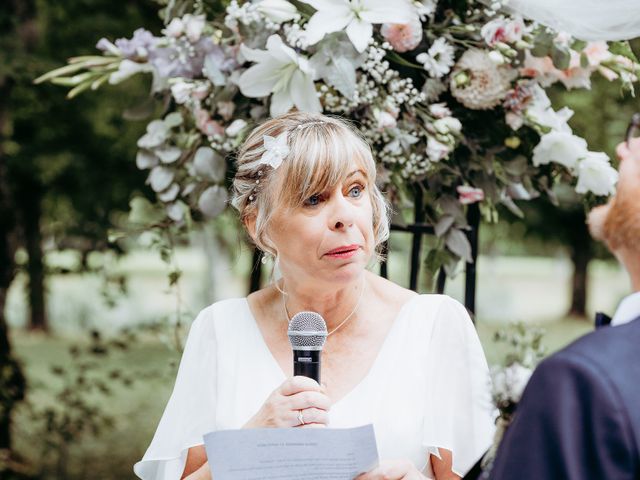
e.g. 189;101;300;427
345;169;366;179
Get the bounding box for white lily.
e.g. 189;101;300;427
256;0;299;23
237;35;321;116
300;0;416;53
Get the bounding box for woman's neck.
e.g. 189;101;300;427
279;273;367;333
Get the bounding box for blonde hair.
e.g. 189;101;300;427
231;112;390;260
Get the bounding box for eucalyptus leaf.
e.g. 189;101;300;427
164;112;183;128
194;146;225;181
551;45;571;70
445;229;473;263
198;185;228;218
136;150;159;169
148;166;174;192
326;57;357;99
204;55;227;86
434;215;455;237
156;146;182;164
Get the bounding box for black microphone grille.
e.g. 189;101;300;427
287;311;327;350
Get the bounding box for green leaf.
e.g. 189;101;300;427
531;29;554;58
385;51;423;69
580;52;590;69
572;40;587;51
551;45;571;70
128;197;165;226
168;269;182;286
33;62;87;84
609;41;639;63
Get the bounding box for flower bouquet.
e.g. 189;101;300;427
36;0;640;274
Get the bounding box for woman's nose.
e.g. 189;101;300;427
328;193;354;230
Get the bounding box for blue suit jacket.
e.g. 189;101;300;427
488;317;640;480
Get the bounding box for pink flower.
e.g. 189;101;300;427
195;109;224;137
584;42;611;66
481;17;524;46
457;186;485;205
381;17;423;53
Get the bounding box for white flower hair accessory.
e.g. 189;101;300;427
260;132;290;169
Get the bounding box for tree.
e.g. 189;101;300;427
5;0;161;332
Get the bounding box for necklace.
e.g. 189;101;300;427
282;277;366;336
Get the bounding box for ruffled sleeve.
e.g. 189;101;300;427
421;296;495;477
134;306;218;480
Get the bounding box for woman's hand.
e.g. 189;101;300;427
243;376;332;428
355;459;426;480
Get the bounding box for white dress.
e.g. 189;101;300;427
134;294;495;480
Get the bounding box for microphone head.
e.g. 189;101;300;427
287;311;328;351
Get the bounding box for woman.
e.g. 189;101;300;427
134;112;495;480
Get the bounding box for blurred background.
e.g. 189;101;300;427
1;1;639;479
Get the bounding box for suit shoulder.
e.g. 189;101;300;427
551;318;640;368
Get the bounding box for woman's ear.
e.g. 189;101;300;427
244;215;257;243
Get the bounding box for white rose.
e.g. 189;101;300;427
256;0;298;23
426;136;450;162
429;103;451;118
576;152;619;196
532;131;589;169
225;119;247;137
527;104;574;132
434;117;462;136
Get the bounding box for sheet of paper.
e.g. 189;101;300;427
203;424;379;480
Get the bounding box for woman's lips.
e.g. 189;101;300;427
325;245;359;258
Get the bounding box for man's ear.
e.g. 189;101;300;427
244;215;257;243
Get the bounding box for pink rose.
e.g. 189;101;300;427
381;17;423;53
457;186;485;205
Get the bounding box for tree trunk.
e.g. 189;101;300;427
0;0;35;460
18;182;48;332
0;81;26;458
568;224;591;318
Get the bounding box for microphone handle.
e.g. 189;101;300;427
293;349;321;384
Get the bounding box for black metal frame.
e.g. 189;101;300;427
248;202;480;319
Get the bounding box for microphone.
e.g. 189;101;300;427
287;311;327;384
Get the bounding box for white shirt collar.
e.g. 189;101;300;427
611;291;640;327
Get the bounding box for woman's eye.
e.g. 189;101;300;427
349;185;364;198
304;194;322;206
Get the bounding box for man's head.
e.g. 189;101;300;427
588;138;640;287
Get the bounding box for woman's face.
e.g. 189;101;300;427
268;163;375;287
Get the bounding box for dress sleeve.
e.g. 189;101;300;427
134;307;218;480
421;296;495;477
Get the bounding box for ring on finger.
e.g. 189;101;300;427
297;409;305;426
